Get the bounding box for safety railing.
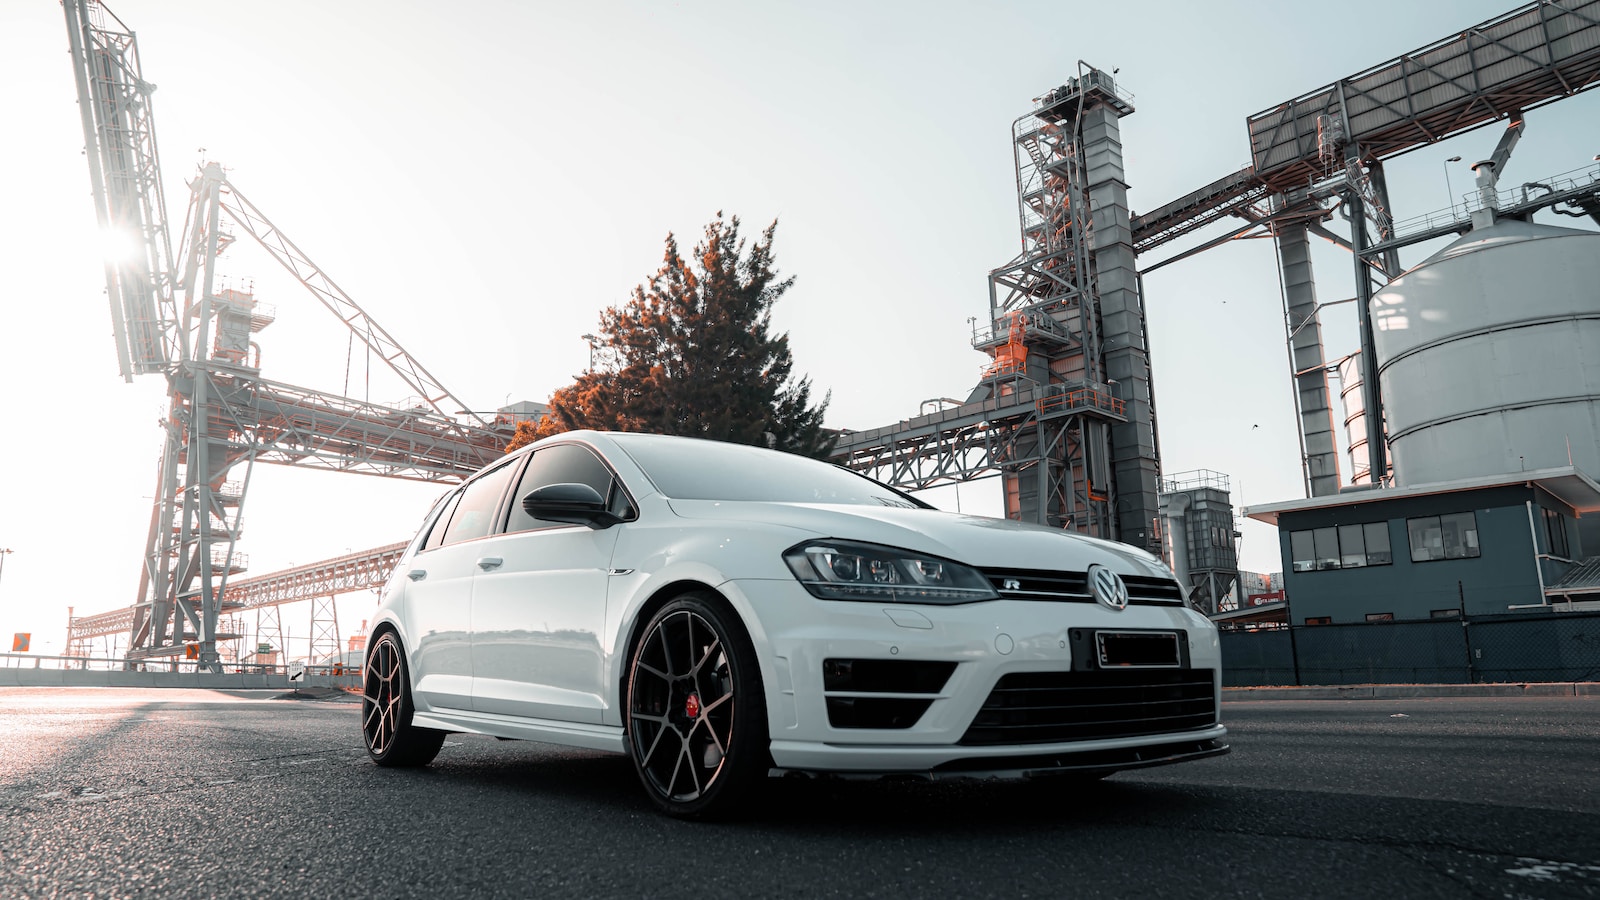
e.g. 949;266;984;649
1038;387;1124;417
0;651;360;679
1387;161;1600;246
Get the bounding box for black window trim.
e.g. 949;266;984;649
430;455;525;549
409;488;460;556
417;486;466;555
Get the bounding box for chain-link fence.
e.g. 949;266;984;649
1219;609;1600;686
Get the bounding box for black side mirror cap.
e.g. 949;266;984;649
522;482;622;529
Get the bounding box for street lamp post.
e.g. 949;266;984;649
1444;156;1463;214
0;548;12;592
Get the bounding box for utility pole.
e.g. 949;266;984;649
0;548;12;593
582;333;598;374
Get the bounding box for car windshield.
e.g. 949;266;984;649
612;434;927;508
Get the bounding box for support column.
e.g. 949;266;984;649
1346;190;1388;485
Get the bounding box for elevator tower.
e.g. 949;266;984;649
975;66;1161;549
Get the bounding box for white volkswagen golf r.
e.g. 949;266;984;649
362;431;1228;817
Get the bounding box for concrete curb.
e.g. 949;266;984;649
1224;682;1598;701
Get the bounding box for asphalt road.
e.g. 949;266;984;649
1;688;1597;899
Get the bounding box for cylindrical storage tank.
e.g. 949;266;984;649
1371;219;1600;485
1336;353;1371;485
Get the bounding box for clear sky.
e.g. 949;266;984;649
2;0;1596;656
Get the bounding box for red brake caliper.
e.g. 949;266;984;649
684;693;701;719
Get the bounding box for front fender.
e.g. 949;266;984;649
597;519;817;727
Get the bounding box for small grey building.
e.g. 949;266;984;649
1243;467;1600;624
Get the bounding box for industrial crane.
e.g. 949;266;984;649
63;0;507;671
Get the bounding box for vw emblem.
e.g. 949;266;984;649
1088;565;1129;611
1003;578;1022;591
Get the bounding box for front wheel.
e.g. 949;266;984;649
362;631;446;767
625;593;769;818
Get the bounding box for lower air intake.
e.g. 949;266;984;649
959;669;1217;746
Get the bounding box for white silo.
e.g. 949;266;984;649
1336;353;1371;485
1371;218;1600;485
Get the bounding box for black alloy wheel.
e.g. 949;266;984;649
362;631;446;767
626;593;769;818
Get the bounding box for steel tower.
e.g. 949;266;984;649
834;65;1162;551
64;0;506;671
979;66;1160;547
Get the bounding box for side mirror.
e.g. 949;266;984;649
522;482;621;529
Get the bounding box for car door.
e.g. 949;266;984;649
405;457;520;712
469;442;628;722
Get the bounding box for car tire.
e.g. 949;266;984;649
625;592;768;819
362;631;446;767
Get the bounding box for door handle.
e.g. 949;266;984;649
407;569;427;581
477;557;504;571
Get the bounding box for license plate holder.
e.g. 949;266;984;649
1095;630;1182;668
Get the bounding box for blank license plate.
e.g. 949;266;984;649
1096;631;1181;668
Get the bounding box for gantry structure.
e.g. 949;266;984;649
66;542;408;662
63;0;505;671
834;1;1600;576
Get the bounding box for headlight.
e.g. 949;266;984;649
783;540;999;604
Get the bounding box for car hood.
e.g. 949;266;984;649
664;499;1173;578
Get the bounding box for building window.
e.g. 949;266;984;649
1337;524;1366;568
1291;531;1315;572
1407;512;1481;562
1289;521;1394;571
1365;612;1394;622
1543;508;1570;559
1364;522;1392;565
1430;608;1461;618
1304;616;1331;625
1312;527;1339;570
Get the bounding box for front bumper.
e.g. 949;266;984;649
722;578;1228;774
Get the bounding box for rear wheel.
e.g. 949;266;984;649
625;593;768;818
362;631;446;767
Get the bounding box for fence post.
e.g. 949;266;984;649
1461;616;1476;684
1283;595;1302;686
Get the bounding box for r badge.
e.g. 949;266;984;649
1003;578;1021;591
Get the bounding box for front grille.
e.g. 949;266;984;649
981;568;1185;606
1120;574;1186;604
959;669;1217;746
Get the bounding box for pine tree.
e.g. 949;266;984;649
509;214;832;457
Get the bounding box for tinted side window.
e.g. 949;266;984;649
421;489;465;553
440;460;520;546
506;444;623;533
